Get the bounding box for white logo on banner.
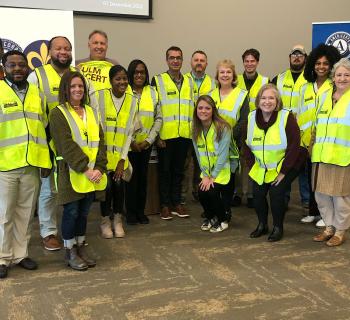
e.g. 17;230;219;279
326;31;350;58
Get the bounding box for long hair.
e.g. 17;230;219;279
127;59;150;88
192;95;231;143
304;44;341;82
58;71;88;106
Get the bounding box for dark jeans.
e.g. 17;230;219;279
198;183;226;223
100;172;124;217
158;137;191;207
62;192;95;240
125;148;152;219
307;157;320;216
222;172;235;212
252;168;300;228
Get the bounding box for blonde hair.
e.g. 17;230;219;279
215;59;237;87
255;83;283;111
331;57;350;78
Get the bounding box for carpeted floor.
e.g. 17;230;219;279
1;187;350;320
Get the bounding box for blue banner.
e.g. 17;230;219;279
312;21;350;58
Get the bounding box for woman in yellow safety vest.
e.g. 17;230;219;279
192;95;231;232
210;59;249;220
125;59;162;225
297;44;340;226
311;58;350;246
50;71;107;271
243;84;305;241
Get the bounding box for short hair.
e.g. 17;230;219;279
191;50;207;58
88;30;108;41
48;36;72;51
255;83;283;111
109;64;128;82
215;59;237;87
166;46;183;59
2;50;28;66
242;48;260;62
127;59;150;87
304;44;341;82
331;57;350;79
58;71;88;106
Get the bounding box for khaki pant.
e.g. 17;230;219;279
0;166;39;266
315;192;350;230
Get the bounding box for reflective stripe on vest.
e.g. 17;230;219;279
56;104;107;192
0;81;51;171
246;109;289;185
78;60;112;91
311;88;350;166
237;74;269;111
210;87;247;128
135;85;158;143
155;73;194;139
277;70;307;113
185;72;216;101
297;80;332;147
35;65;76;113
98;90;137;170
196;124;230;185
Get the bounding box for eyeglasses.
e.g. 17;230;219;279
291;53;304;58
168;56;183;61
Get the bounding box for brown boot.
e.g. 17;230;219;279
160;206;173;220
65;246;88;271
171;204;189;218
114;213;125;238
100;216;113;239
77;243;96;268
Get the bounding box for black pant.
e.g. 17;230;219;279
158;137;191;207
198;183;226;223
252;168;299;228
125;148;152;219
100;172;124;217
307;157;320;216
222;172;235;212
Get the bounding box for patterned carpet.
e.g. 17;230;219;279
1;192;350;320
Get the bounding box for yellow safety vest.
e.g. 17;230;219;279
77;60;113;91
195;124;230;185
297;79;332;147
311;88;350;166
56;104;107;192
246;109;289;185
134;85;159;144
277;70;307;114
184;72;216;101
97;90;137;171
154;72;194;140
0;81;51;171
237;73;269;111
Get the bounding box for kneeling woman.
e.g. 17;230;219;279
192;95;231;232
50;71;107;270
243;84;306;241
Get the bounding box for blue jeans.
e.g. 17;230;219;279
61;193;95;240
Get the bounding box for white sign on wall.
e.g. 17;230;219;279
0;7;74;70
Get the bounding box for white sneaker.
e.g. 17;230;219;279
200;219;212;231
316;219;326;228
210;221;229;233
300;215;320;224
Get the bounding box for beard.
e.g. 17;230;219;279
51;55;72;69
290;62;305;72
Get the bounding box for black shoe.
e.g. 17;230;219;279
126;216;139;225
247;198;254;208
225;210;232;223
65;246;88;271
250;223;268;238
18;257;38;270
231;196;242;207
138;214;150;224
268;226;283;242
0;265;8;279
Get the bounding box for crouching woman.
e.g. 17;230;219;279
192;95;231;232
50;71;107;270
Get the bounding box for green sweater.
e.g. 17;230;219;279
49;106;107;205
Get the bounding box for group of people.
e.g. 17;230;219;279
1;30;350;280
